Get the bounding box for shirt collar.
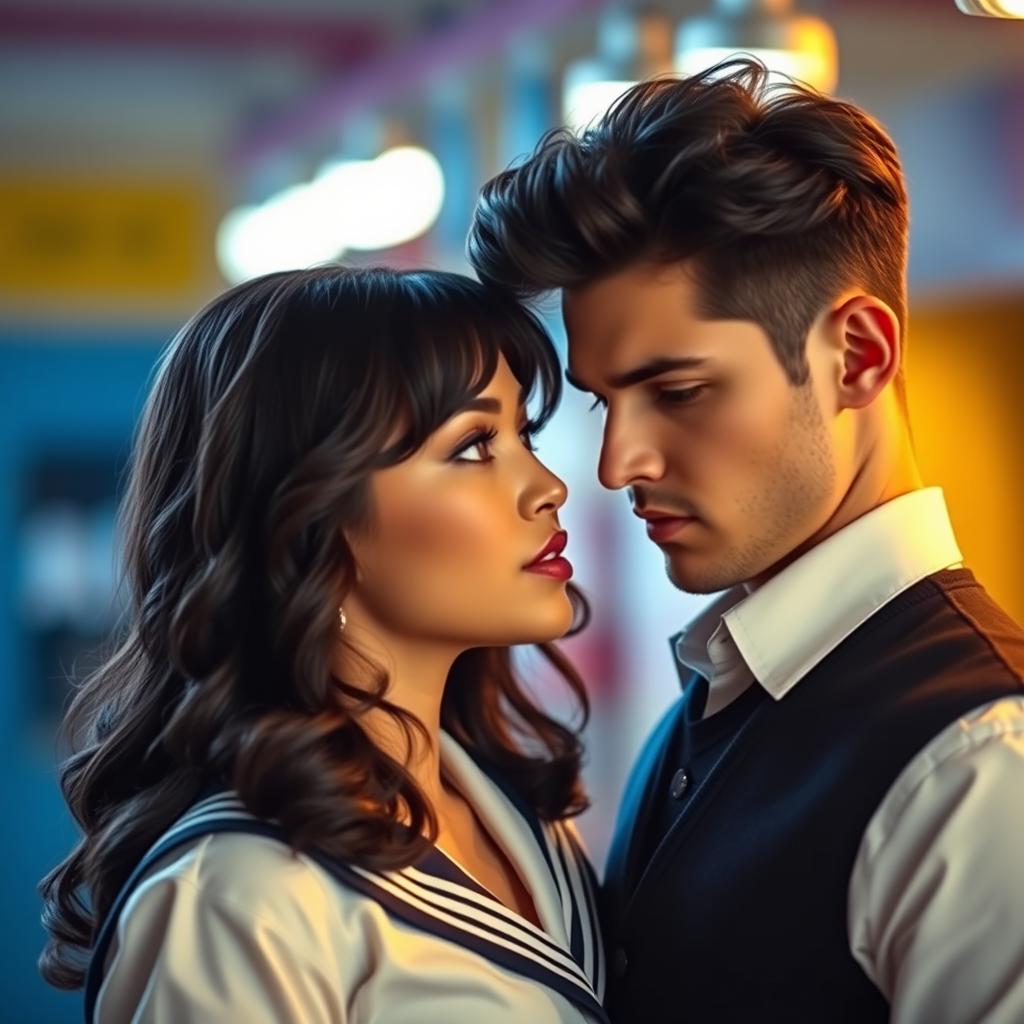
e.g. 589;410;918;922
672;487;963;703
672;588;744;682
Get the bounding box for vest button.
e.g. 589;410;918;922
670;767;690;799
611;946;629;978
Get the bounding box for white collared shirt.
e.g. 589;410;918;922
94;733;605;1024
672;487;1024;1024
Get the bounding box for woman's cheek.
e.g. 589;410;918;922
381;486;501;567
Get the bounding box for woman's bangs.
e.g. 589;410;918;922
491;303;562;434
379;318;499;464
378;274;562;461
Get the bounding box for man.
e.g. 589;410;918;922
468;59;1024;1022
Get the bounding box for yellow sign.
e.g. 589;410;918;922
0;176;215;302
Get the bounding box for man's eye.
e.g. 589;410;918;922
658;386;706;406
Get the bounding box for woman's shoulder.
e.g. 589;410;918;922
121;788;373;935
97;832;367;1023
135;829;345;931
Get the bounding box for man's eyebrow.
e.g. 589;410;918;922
565;357;710;393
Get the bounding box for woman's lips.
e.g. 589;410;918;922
645;516;699;543
523;556;573;581
523;530;573;580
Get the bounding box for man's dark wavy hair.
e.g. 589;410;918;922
39;265;591;990
468;58;909;397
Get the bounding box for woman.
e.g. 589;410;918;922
39;267;606;1023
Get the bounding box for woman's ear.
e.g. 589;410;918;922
828;295;901;411
339;527;364;586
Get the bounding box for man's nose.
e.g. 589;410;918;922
597;416;666;490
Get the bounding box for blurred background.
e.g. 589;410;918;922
1;0;1022;1018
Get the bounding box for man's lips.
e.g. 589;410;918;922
523;530;573;580
633;509;699;543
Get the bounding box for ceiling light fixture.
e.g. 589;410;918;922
955;0;1024;16
562;8;674;132
675;0;838;93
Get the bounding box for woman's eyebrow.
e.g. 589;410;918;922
564;369;591;393
457;396;501;414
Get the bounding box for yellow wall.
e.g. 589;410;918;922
908;292;1024;625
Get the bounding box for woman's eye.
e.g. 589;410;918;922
452;430;496;463
659;385;706;406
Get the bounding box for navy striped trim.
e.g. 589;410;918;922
397;858;584;969
458;747;605;996
570;825;606;1000
553;822;600;996
532;815;605;994
345;861;596;992
84;794;608;1024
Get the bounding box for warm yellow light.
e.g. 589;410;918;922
676;45;836;93
956;0;1024;16
908;296;1024;627
676;8;838;94
562;79;638;133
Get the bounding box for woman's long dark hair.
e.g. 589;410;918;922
39;266;591;990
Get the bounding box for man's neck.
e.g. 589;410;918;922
753;420;923;589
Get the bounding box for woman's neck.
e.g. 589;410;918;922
331;624;461;811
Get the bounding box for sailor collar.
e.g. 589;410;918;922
84;733;607;1023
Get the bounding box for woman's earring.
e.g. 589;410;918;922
338;606;347;633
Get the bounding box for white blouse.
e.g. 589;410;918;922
90;733;606;1024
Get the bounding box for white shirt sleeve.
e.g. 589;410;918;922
95;833;353;1024
848;696;1024;1024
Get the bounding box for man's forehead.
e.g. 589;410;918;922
564;305;702;383
562;263;713;384
565;263;698;329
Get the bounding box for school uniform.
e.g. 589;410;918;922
86;732;606;1024
603;487;1024;1023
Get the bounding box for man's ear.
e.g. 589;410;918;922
828;295;901;411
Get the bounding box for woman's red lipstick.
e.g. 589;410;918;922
523;530;573;581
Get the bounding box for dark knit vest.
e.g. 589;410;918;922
602;569;1024;1024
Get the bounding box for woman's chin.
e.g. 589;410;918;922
516;592;576;644
458;591;576;647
